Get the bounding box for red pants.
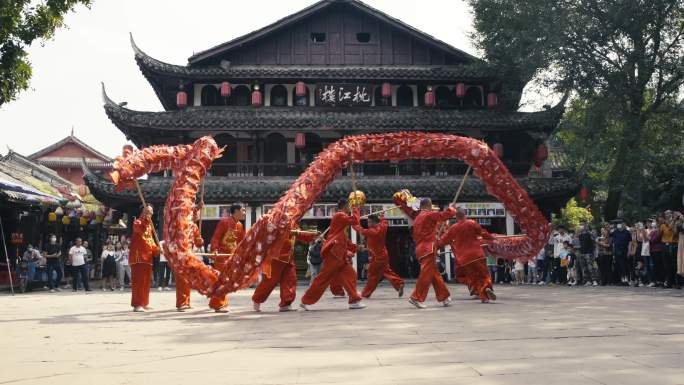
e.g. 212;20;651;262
362;259;404;298
131;263;152;308
330;276;345;296
252;259;297;307
456;258;492;301
209;261;229;310
410;254;450;302
302;257;361;305
176;275;191;309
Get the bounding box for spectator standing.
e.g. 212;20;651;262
650;218;665;286
157;241;171;291
68;238;90;292
577;223;599;286
661;211;681;289
357;243;369;281
550;227;572;285
22;244;41;282
611;221;631;285
118;242;131;290
82;241;94;282
44;235;62;292
100;243;117;291
513;259;525;285
306;237;323;286
627;228;639;285
597;227;612;285
637;222;654;286
527;257;538;284
63;240;73;289
486;254;497;283
565;242;577;286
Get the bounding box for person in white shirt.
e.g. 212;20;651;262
157;241;171;291
118;242;131;291
68;238;91;292
549;226;572;285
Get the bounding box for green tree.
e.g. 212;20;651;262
554;95;684;220
0;0;91;107
469;0;684;220
553;198;593;231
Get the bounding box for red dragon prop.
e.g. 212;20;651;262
110;133;550;298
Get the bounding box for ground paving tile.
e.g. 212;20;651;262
1;282;682;385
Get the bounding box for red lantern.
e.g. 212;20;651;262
295;133;306;149
493;143;504;158
251;86;262;107
295;81;307;97
424;87;435;107
487;92;498;109
381;82;391;98
579;186;589;201
220;82;231;98
455;83;466;98
533;144;549;167
176;91;188;109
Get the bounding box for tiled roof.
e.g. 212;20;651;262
84;166;579;208
102;85;563;137
28;134;112;162
186;0;480;65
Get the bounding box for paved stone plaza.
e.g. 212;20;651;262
1;283;683;385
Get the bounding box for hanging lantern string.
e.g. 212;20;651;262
134;179;160;247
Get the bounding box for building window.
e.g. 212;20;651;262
463;86;483;109
396;85;413;107
435;86;451;108
292;86;309;107
201;85;221;106
311;32;326;43
374;86;389;106
270;85;288;107
356;32;371;43
231;85;251;106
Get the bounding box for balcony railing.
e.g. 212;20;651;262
210;160;531;177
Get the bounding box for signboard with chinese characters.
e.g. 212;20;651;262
454;202;505;218
315;84;372;107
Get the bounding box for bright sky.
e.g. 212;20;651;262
0;0;504;158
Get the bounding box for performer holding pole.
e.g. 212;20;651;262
129;204;159;312
353;213;404;298
300;198;366;310
394;194;456;309
438;209;497;303
208;203;246;312
252;225;318;312
175;204;205;312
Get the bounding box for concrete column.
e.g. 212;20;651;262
245;206;253;230
506;212;515;236
351;227;358;271
445;245;452;280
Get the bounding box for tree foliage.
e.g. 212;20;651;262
553;198;593;231
469;0;684;219
0;0;91;107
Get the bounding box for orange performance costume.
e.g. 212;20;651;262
395;196;455;306
301;204;363;308
129;208;159;311
438;215;496;302
353;216;404;298
209;214;245;311
252;226;317;311
176;209;204;311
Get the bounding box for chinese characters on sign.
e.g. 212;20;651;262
315;84;373;107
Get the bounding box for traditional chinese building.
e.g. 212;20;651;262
86;0;577;278
29;132;112;186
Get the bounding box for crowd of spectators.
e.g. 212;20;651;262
489;211;684;289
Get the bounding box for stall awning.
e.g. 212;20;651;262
0;173;66;207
